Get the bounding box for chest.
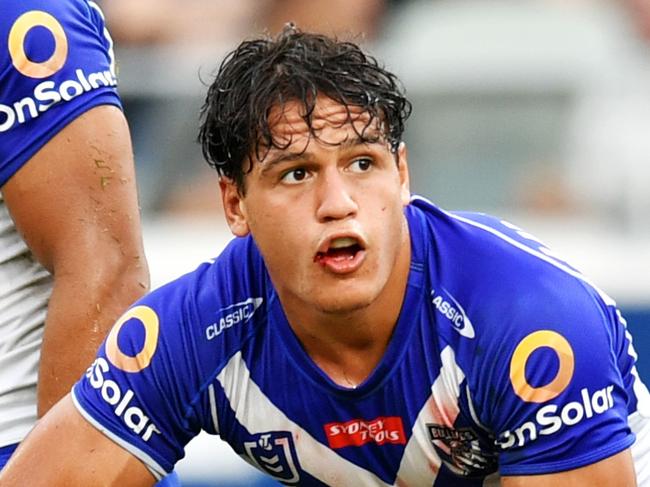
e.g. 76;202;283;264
209;344;500;486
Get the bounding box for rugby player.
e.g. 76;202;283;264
1;25;649;486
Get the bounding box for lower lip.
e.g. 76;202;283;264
315;249;366;274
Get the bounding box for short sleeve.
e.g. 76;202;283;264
72;272;207;479
476;280;634;475
0;0;121;185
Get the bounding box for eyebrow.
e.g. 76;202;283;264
261;134;382;170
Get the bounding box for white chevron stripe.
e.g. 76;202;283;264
208;383;220;434
395;346;464;486
217;352;392;486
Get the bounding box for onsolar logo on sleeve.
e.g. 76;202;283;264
106;306;160;372
8;10;68;78
509;330;575;403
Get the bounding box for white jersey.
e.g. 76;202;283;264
0;0;121;447
0;193;51;446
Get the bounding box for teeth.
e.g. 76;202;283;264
330;237;357;249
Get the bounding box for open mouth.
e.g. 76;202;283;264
314;237;365;271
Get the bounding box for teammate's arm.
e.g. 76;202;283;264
1;104;149;416
0;394;154;486
502;448;636;486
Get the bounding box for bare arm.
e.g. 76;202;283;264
2;104;150;416
0;395;155;486
502;448;636;487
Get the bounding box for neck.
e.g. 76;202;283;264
279;226;411;387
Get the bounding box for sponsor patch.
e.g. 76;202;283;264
497;384;615;449
1;9;117;133
85;358;161;442
325;416;406;448
509;330;574;403
106;305;160;372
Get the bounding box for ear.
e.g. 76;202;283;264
397;142;411;206
219;178;250;237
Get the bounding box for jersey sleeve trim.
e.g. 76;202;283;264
499;434;634;476
0;91;121;186
71;388;168;481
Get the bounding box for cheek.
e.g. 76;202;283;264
249;209;309;263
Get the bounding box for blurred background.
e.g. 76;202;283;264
100;0;650;484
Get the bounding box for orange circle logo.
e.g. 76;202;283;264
105;306;160;372
509;330;574;403
8;10;68;78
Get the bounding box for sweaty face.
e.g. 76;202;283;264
221;96;411;316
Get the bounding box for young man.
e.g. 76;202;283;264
1;25;649;486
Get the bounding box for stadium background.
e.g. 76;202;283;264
101;0;650;484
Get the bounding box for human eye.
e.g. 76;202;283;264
280;167;310;184
348;157;373;173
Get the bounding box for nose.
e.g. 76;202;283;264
315;168;358;222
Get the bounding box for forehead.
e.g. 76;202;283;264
267;96;375;143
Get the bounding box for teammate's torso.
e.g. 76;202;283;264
0;192;51;447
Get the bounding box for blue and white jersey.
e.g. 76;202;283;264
73;197;650;486
0;0;120;448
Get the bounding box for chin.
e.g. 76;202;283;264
312;288;377;315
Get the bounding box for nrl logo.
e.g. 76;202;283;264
244;431;301;484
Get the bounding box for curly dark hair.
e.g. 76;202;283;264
198;24;412;192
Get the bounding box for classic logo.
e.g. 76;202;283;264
205;297;263;340
427;424;497;477
430;288;475;338
509;330;574;403
324;416;406;449
105;305;160;372
85;357;161;442
244;432;301;484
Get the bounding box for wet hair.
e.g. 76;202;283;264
198;24;412;192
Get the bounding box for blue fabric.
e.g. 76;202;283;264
0;443;18;471
72;197;643;484
0;0;121;186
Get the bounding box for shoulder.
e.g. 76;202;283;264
409;197;623;398
72;237;272;474
407;201;634;474
131;235;270;373
0;0;120;186
409;196;613;317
